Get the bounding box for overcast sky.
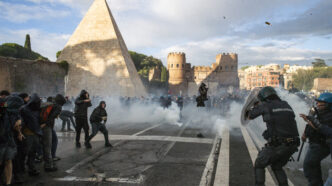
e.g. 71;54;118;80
1;0;332;67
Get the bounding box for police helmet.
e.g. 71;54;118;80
257;86;278;101
316;92;332;110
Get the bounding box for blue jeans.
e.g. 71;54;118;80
304;143;330;186
325;178;332;186
87;123;109;144
51;129;58;158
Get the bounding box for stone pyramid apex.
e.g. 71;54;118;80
57;0;147;97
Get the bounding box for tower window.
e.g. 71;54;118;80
176;64;179;68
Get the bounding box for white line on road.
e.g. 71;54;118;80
91;135;214;144
244;126;295;186
65;124;162;174
55;174;144;184
199;135;220;186
241;126;276;186
213;128;229;186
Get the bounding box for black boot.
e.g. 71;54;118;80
84;141;92;149
76;142;81;148
105;143;113;148
28;169;40;176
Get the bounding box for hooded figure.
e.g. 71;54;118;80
74;90;92;148
20;93;41;176
6;95;24;184
20;93;42;136
87;101;112;148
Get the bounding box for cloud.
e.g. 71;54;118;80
0;29;70;61
158;37;332;67
237;0;332;39
0;1;70;23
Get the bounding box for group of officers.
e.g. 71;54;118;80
246;86;332;186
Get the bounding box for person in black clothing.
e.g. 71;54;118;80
0;95;24;185
300;92;332;186
0;90;10;100
20;93;42;176
40;94;66;172
247;86;299;186
18;93;30;104
87;101;112;148
74;90;92;148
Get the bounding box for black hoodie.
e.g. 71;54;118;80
90;101;107;123
74;90;92;118
20;93;42;136
41;94;66;128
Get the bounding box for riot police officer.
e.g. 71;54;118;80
301;92;332;186
248;86;299;186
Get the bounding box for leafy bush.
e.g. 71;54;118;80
0;43;48;60
292;67;332;91
57;60;69;74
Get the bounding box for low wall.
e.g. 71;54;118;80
0;56;66;97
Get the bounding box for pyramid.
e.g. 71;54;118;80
57;0;147;97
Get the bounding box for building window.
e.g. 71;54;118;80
171;64;173;68
225;66;228;70
258;73;262;76
194;76;196;79
182;64;184;68
272;77;274;80
219;66;223;70
176;64;179;68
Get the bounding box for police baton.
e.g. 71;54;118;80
297;141;305;162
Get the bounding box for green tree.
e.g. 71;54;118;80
240;66;249;70
292;67;332;91
161;67;167;82
312;58;327;68
0;43;48;60
24;34;31;51
56;50;62;59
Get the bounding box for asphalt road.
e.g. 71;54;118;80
17;116;327;186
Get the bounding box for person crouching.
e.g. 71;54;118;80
86;101;112;148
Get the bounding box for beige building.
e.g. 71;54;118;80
57;0;146;97
239;64;313;90
311;78;332;95
167;52;239;96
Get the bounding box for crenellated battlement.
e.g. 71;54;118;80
167;52;186;57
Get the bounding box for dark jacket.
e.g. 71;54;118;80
4;95;24;147
20;93;42;136
41;94;66;128
249;99;299;138
74;90;92;118
305;108;332;144
90;101;107;124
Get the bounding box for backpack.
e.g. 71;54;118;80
40;103;54;124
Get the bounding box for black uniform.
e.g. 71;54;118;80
74;90;92;146
303;108;332;186
249;99;299;186
87;101;111;146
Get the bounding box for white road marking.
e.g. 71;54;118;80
55;174;144;184
200;135;220;186
213;128;229;186
91;134;214;144
242;126;276;186
243;126;296;186
65;124;162;174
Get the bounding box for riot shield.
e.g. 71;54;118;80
241;87;261;126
